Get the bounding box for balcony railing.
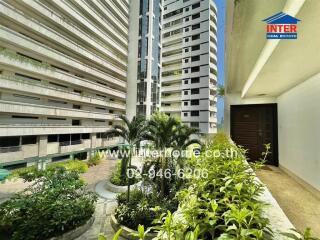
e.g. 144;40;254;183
59;140;82;147
0;146;22;153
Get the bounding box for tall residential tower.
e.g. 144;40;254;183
0;0;128;168
127;0;163;119
161;0;218;134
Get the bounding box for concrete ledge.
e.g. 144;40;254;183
105;178;141;193
49;216;94;240
110;214;157;240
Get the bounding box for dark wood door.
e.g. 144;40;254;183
231;104;278;166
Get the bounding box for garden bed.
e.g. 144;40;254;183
110;214;157;240
49;216;94;240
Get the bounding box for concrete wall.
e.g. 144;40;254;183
277;73;320;191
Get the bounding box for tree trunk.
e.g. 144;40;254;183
127;146;133;202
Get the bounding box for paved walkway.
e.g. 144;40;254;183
257;166;320;237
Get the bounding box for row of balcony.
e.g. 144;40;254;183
0;75;126;110
0;53;126;100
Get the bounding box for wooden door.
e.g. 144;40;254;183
230;104;278;166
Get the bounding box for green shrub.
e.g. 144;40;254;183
87;151;103;166
0;168;97;240
9;159;88;181
110;160;140;186
115;188;178;230
154;133;273;240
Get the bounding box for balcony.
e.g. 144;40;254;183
0;75;125;110
161;84;181;93
0;53;125;100
0;26;126;90
0;2;127;77
0;100;117;120
59;140;84;154
0;146;21;153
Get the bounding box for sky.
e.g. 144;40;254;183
214;0;225;124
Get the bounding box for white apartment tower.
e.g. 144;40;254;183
0;0;129;168
161;0;218;134
127;0;162;119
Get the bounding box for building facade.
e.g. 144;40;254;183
126;0;162;119
161;0;218;134
0;0;128;168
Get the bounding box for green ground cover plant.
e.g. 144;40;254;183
152;133;273;240
0;168;97;240
88;151;104;166
8;159;88;181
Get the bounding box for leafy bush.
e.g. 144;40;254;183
110;160;140;186
0;168;97;240
87;151;104;166
8;159;88;181
153;133;273;240
115;188;178;230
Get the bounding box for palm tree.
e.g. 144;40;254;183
144;112;180;197
172;124;201;168
105;114;147;201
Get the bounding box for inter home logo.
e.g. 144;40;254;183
263;12;301;39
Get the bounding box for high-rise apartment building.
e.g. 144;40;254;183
161;0;218;134
0;0;218;168
0;0;128;168
127;0;162;119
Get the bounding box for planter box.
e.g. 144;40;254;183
49;216;94;240
110;214;157;240
105;178;141;193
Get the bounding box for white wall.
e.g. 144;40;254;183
278;73;320;191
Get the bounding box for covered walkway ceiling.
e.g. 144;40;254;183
226;0;320;98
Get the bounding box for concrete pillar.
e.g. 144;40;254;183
37;135;48;170
89;133;97;159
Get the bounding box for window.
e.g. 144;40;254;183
191;55;200;62
191;77;200;83
185;48;189;53
81;133;90;139
192;13;200;20
191;122;199;128
184;69;188;74
191;66;200;72
184;112;188;116
192;34;200;40
191;88;200;94
191;99;199;105
192;23;200;30
185;38;189;42
138;39;141;58
0;136;20;147
184;101;188;106
185;28;189;32
184;59;189;63
184;91;188;95
191;111;199;116
185;7;189;12
139;0;143;15
192;2;200;9
73;104;81;109
22;136;37;145
72;120;81;126
185;17;189;21
184;80;188;84
192;45;200;51
48;135;58;143
139;18;142;36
